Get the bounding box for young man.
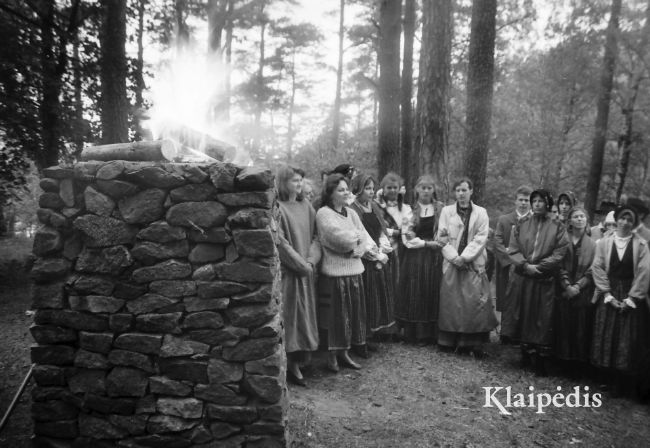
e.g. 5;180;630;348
493;185;533;344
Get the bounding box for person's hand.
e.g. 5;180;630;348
524;264;541;275
451;256;465;268
565;285;580;299
352;244;365;258
405;231;415;240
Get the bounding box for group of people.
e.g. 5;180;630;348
276;163;650;399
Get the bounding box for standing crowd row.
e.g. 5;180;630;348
276;164;650;398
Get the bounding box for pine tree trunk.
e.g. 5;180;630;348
100;0;129;144
72;34;84;157
134;0;147;140
175;0;190;50
224;0;234;122
39;1;61;169
584;0;622;219
377;0;402;179
413;0;453;195
331;0;345;149
464;0;497;205
252;0;266;154
400;0;416;195
286;51;297;161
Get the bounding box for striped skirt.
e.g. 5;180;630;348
318;274;367;350
361;258;395;333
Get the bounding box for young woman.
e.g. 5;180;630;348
276;165;321;387
591;205;650;396
557;191;577;225
554;206;596;373
503;189;569;376
374;172;411;323
350;174;394;355
395;175;444;344
316;173;373;372
437;178;497;356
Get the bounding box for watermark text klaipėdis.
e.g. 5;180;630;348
483;386;602;415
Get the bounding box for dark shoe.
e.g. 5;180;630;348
352;344;370;359
287;370;307;387
470;349;489;359
339;355;362;370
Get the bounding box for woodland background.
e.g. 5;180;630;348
1;0;649;235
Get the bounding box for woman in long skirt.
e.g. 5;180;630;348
395;175;444;344
503;189;569;375
591;205;650;396
276;165;321;386
554;206;596;374
316;173;374;372
350;174;393;356
437;178;498;356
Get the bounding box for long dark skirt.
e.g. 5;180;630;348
395;247;441;341
388;250;400;315
361;258;395;333
502;274;555;348
554;288;595;362
591;278;650;373
317;274;367;350
495;262;510;312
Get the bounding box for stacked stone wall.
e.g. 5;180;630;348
30;161;286;447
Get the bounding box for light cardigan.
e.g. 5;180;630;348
315;206;372;277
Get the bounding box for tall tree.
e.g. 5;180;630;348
133;0;148;140
252;0;268;153
400;0;416;191
584;0;622;219
100;0;129;144
413;0;453;193
377;0;402;178
207;0;230;123
463;0;497;204
331;0;345;149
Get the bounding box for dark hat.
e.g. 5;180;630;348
331;164;355;177
530;189;554;212
595;200;617;215
614;205;640;228
625;197;649;217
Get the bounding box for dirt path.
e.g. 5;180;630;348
1;282;648;447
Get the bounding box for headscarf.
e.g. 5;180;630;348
604;211;616;225
557;191;577;209
614;205;640;228
530;189;554;212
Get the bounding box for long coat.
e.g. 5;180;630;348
437;203;497;334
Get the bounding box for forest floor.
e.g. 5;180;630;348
2;237;649;447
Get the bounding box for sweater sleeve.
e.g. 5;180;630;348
316;207;360;254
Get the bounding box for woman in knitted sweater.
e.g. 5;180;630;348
316;173;374;372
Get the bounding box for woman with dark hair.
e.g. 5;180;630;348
375;172;411;324
350;174;394;356
591;205;650;396
437;178;497;356
554;206;596;373
557;191;577;225
395;175;444;344
502;189;569;375
275;165;321;386
316;173;373;372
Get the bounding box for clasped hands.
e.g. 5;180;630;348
604;293;637;311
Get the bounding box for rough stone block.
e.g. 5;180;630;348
149;376;192;397
170;183;218;202
31;345;75;365
196;281;251;299
184;297;230;312
187;424;213;444
208;162;238;192
96;161;125;180
126;166;186;188
30;325;77;344
39;192;65;210
182;311;224;330
108;414;148;436
166;202;228;228
33;226;63;256
83;394;136;415
108;349;155;373
73;215;137;247
113;282;148;300
58;179;75;208
62;235;83;260
232;229;275;258
68;369;106;395
32;400;79;422
74;349;109;369
188;326;248;347
192;264;216;281
109;314;133;332
156;397;203;419
244;347;283;377
217;190;274;209
118;188;167;224
114;333;162;355
33;365;66;386
181;165;208;183
34;309;108;331
227;303;277;329
78;332;114;354
132;260;192;283
243;421;285;436
208;359;243;383
76;246;133;275
187;227;230;244
209;422;241;440
231;285;273;304
214;259;277;283
235;166;274;191
149;280;196;298
84;186;116;217
69;295;125;313
206;405;258;424
31;258;71;283
135;395;156;415
244;374;283;404
160;335;209;358
106;367;148;397
32;282;66;309
127;294;178;315
72;276;115;296
136;221;187;243
227;208;273;229
79;413;129;439
188;244;225;263
194;384;247;405
250;314;282;339
135;312;182;334
31;386;73;402
159;359;208;384
34;420;78;439
95;179;139;199
132;240;190;265
146;415;199;434
40;178;60;192
223;337;278;362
